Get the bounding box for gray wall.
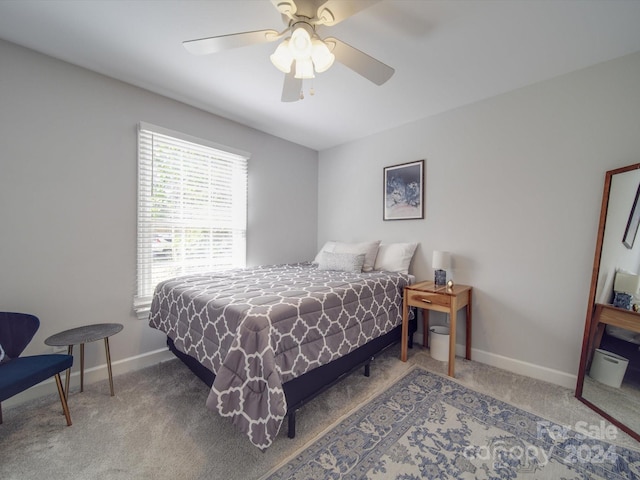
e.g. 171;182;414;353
0;40;318;375
4;35;640;396
318;51;640;386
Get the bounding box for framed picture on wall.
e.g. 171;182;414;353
383;159;425;220
623;183;640;248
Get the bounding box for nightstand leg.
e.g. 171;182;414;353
422;310;430;348
401;288;409;362
449;306;457;377
466;290;472;360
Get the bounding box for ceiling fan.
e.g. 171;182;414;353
183;0;395;102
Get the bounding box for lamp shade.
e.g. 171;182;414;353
432;251;451;270
614;272;640;294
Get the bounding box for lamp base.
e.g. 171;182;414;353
434;269;447;286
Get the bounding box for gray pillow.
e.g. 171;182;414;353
317;252;366;273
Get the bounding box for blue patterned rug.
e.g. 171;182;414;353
265;367;640;479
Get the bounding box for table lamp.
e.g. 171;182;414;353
613;271;640;309
432;251;451;286
614;272;640;294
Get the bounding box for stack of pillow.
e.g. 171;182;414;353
313;240;417;274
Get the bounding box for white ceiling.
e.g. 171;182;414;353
1;0;640;151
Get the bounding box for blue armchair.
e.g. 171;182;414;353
0;312;73;426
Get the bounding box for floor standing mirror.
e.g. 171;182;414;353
577;162;640;442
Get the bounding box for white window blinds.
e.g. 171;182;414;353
135;122;248;316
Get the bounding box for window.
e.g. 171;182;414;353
135;122;249;317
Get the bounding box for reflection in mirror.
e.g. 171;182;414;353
578;164;640;442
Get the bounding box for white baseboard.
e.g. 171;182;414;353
470;348;577;389
6;337;578;410
412;332;577;389
3;347;175;409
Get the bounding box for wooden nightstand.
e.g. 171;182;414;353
587;303;640;368
401;281;472;377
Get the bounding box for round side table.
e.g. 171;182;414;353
45;323;123;398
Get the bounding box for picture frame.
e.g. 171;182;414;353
623;183;640;249
383;159;425;221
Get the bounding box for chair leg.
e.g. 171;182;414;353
64;345;73;400
0;402;3;424
54;373;72;426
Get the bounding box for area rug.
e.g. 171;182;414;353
263;367;640;479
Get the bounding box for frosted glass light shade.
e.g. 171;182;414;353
271;24;335;79
432;251;451;270
290;27;312;59
311;38;335;73
295;58;315;79
270;39;293;73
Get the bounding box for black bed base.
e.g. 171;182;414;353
166;316;417;439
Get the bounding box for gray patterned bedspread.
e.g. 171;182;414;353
148;263;411;449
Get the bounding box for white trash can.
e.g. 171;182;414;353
589;349;629;388
429;326;450;362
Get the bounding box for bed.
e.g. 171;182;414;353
148;251;416;449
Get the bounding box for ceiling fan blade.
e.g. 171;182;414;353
281;69;302;102
270;0;297;20
183;29;281;55
325;37;394;85
315;0;381;26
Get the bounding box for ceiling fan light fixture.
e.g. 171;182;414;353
270;38;293;73
289;26;312;59
310;37;335;73
294;57;315;79
271;22;336;79
184;0;394;102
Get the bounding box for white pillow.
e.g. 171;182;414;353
317;252;366;273
313;241;336;264
374;243;418;274
313;240;380;272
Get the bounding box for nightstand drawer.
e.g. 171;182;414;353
407;291;451;308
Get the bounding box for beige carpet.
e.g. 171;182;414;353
1;344;638;480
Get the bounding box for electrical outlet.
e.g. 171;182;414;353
52;346;67;354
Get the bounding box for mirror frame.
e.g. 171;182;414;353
576;162;640;443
